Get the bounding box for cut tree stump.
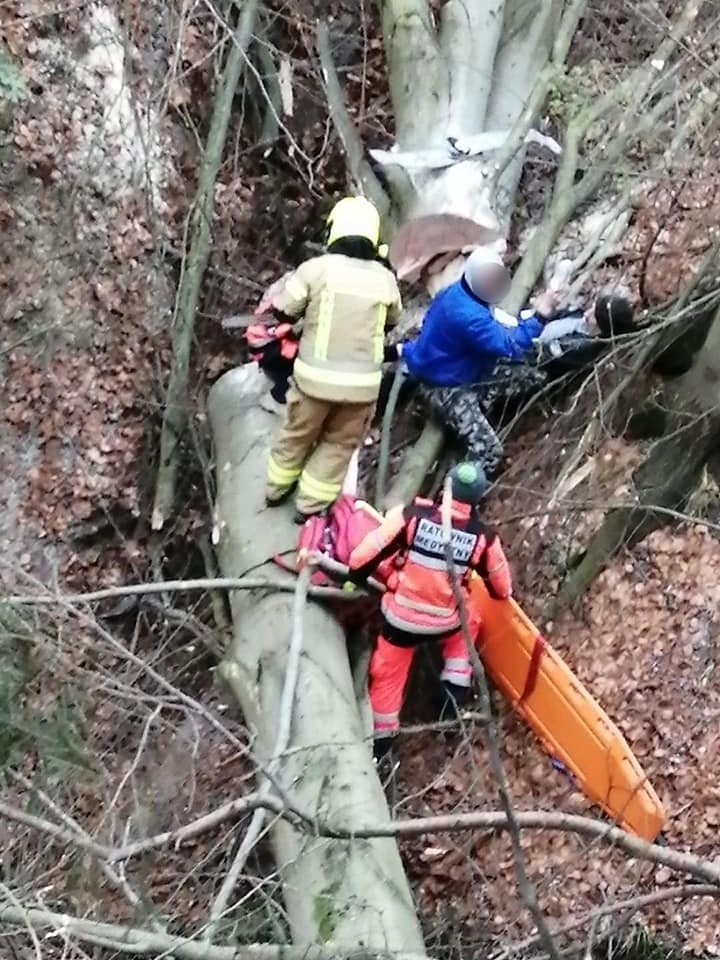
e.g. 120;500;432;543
207;363;426;953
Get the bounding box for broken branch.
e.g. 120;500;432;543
204;567;311;940
7;575;368;607
0;901;433;960
152;0;259;531
316;21;391;220
440;478;561;960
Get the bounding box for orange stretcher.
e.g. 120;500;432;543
468;576;666;842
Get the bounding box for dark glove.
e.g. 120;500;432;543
270;381;289;404
383;343;400;363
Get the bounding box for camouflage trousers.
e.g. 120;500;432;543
419;362;547;476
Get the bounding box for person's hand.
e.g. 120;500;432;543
533;289;559;320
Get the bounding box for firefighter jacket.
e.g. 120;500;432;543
349;498;512;637
271;254;403;403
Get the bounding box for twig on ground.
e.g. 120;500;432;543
7;772;164;928
499;884;720;958
0;881;43;960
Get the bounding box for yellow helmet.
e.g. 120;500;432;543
327;196;381;249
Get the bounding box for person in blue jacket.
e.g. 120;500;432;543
400;248;557;475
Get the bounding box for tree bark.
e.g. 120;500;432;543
483;0;560;228
559;306;720;605
207;364;426;953
152;0;259;531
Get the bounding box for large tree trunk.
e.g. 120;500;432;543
559;306;720;605
378;0;569;506
382;0;561;228
207;365;426;954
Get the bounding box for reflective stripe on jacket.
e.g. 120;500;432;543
349;498;512;636
271;254;403;403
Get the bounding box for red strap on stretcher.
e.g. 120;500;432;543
273;553;295;574
520;632;546;703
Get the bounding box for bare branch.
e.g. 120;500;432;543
508;884;720;956
491;0;587;166
0;901;433;960
383;422;445;509
205;567;311;941
440;478;561;960
151;0;260;530
254;36;281;148
8;780;720;891
489;0;585;188
7;575;369;607
7;771;163;926
506;0;708;310
316;22;391;220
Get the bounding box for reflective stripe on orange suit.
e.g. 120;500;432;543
349;496;513;737
483;535;512;599
350;497;512;635
369;628;475;737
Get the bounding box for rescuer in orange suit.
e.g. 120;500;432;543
348;462;513;758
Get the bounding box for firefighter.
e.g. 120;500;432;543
348;462;513;758
402;247;558;475
265;196;403;521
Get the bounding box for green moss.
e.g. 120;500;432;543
0;604;92;778
547;61;611;126
602;928;690;960
0;51;26;106
312;878;343;942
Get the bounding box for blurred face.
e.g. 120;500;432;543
472;262;511;304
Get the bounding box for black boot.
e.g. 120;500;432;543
373;735;394;761
266;484;296;508
439;681;470;723
293;507;328;526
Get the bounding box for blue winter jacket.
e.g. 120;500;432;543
403;278;543;387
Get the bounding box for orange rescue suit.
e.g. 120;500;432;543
349;497;512;635
349;497;513;742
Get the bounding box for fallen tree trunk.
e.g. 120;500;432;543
559;305;720;605
207;364;426;953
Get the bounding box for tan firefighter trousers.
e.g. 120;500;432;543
267;382;374;515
